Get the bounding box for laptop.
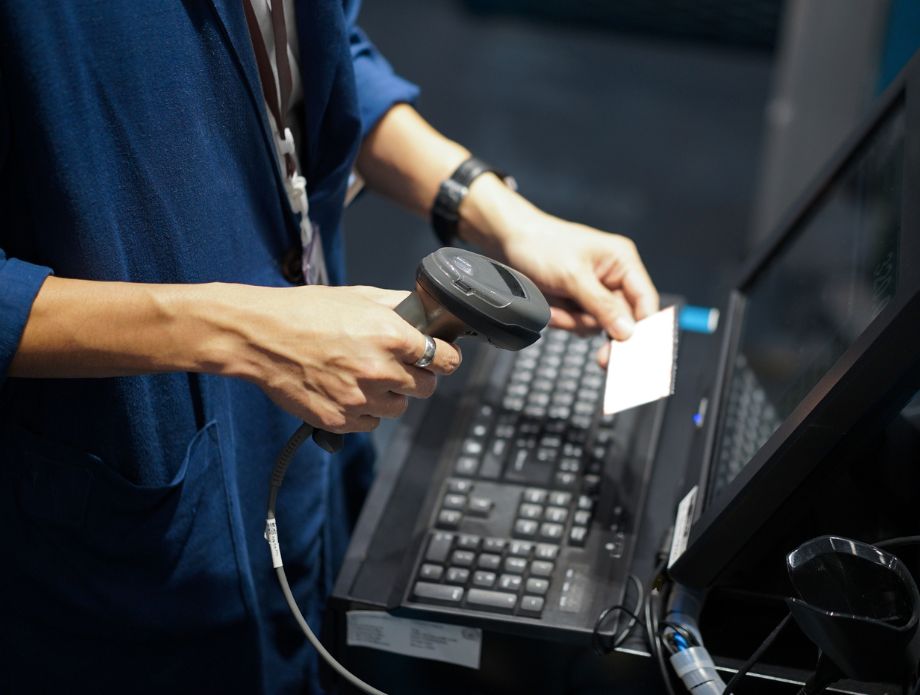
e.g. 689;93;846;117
331;52;920;651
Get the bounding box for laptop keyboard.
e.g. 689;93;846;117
408;329;631;619
713;354;780;495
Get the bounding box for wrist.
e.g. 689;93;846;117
457;173;541;257
175;282;266;380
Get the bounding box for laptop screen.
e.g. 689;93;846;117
708;102;906;502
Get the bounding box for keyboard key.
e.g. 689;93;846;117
446;568;470;584
583;474;601;494
413;582;463;604
466;588;517;612
554;472;577;489
519;503;543;520
539;523;564;541
477;553;502;571
520;596;545;615
443;494;467;510
498;574;523;591
509;541;534;557
526;578;549;595
419;564;444;581
451;550;475;567
513;519;538;538
569;526;588;547
504;557;528;574
535;544;559;561
447;479;473;494
576;495;594;511
530;561;554;578
462;439;483;456
549;492;573;507
468;497;493;516
573;510;591;526
483;537;506;553
471;423;488;438
544;506;568;524
473;571;497;588
505;448;553;486
437;510;462;529
558;458;581;474
523;488;548;504
455;457;479;476
425;533;453;563
456;534;481;551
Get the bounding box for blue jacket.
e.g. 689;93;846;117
0;1;417;692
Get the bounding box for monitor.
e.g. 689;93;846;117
670;55;920;588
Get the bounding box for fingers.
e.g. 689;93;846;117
568;274;637;341
549;306;602;336
388;326;462;376
388;365;438;399
621;266;659;320
595;340;611;369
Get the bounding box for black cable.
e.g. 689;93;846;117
722;613;792;695
644;572;679;695
267;423;387;695
592;574;645;655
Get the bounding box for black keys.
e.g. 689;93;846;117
446;568;470;584
425;533;453;563
419;564;443;581
477;553;502;571
413;582;463;604
520;596;544;615
451;550;475;567
466;588;517;612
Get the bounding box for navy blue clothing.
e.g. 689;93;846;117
0;1;417;692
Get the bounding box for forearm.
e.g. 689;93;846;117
356;103;542;257
9;277;240;379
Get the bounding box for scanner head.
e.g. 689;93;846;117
399;248;551;349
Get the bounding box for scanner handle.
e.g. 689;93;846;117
309;287;445;454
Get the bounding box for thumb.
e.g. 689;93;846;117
569;274;636;340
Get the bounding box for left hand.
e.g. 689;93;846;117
500;211;659;341
459;174;659;365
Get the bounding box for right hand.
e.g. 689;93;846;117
218;284;462;433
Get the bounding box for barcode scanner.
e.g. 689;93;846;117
311;247;550;451
267;248;550;695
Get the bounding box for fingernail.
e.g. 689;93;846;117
613;316;635;338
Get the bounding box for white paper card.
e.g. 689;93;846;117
603;305;678;415
346;611;482;670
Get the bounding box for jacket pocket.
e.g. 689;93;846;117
3;421;248;635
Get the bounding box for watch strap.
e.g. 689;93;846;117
431;157;515;246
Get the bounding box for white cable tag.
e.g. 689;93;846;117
265;518;283;568
668;485;698;568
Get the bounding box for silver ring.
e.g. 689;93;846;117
414;335;437;368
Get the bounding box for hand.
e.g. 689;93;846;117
215;284;462;433
459;176;659;365
500;212;659;339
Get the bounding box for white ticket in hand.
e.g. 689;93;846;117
603;305;679;415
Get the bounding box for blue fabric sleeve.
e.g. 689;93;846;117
345;2;420;137
0;252;53;382
0;85;53;382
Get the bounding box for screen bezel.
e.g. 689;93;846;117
671;54;920;589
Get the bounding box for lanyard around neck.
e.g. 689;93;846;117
242;0;296;177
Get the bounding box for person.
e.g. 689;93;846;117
0;1;658;692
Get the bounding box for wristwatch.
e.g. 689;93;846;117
430;156;517;246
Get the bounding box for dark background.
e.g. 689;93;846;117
343;0;774;310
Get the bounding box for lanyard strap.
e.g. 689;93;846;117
243;0;296;177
